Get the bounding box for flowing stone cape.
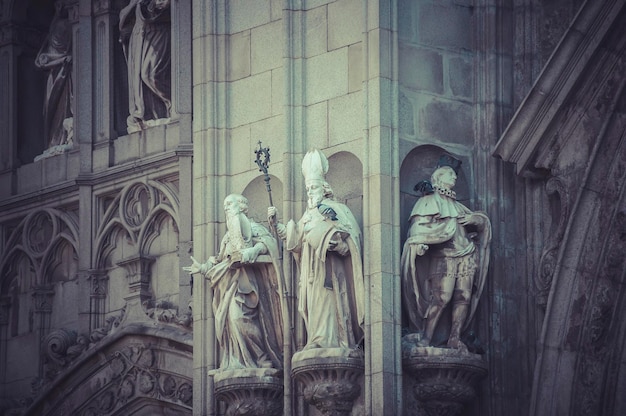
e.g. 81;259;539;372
208;221;284;369
286;198;364;349
401;191;491;341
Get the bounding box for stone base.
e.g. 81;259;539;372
213;368;283;416
403;336;487;416
291;348;364;416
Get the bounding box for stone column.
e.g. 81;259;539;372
91;0;116;168
292;348;365;416
362;1;403;415
0;296;10;384
87;269;108;332
0;22;17;196
32;286;55;377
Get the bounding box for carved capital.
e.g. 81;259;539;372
214;369;283;416
292;348;364;416
88;269;109;298
32;287;55;313
116;255;155;295
93;0;112;16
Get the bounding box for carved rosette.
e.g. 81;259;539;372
214;369;283;416
291;348;364;416
403;344;487;416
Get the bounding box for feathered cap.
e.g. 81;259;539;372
437;154;462;174
301;149;329;183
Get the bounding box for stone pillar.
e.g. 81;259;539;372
291;348;364;416
402;344;487;416
32;286;55;376
362;1;402;415
0;22;17;196
92;0;117;168
117;255;155;324
87;269;108;332
0;296;10;384
214;369;283;416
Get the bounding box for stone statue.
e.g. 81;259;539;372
35;3;73;151
400;155;491;352
119;0;171;133
268;149;364;350
184;194;283;369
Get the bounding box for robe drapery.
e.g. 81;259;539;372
204;222;283;369
35;16;73;148
400;191;491;342
285;199;364;350
119;0;171;130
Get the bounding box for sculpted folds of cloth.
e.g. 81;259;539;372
35;5;73;150
185;194;283;369
401;157;491;352
268;149;364;351
119;0;172;133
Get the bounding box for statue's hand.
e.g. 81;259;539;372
458;213;483;226
416;244;429;256
329;239;349;256
267;206;278;225
240;246;261;263
183;256;202;274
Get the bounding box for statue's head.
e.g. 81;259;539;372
224;194;249;217
431;165;457;190
302;149;334;208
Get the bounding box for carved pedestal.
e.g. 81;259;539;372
213;368;283;416
291;348;364;416
403;339;487;416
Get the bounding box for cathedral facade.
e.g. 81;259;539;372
1;0;625;415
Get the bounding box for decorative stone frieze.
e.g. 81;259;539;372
291;348;364;416
214;368;283;416
402;342;487;416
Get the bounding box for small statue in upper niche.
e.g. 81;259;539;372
401;155;491;352
184;194;283;369
35;3;73;152
268;149;364;351
119;0;171;133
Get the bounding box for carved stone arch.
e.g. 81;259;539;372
0;248;35;336
39;234;78;283
526;70;626;416
137;206;180;257
0;208;78;286
23;324;193;416
94;222;135;270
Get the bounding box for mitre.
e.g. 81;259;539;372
301;149;329;183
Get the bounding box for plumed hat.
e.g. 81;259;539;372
301;149;329;183
437;154;462;174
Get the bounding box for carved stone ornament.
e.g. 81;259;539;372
402;342;487;416
213;368;283;416
291;348;364;416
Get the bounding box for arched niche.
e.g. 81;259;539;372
13;0;55;163
242;174;283;226
326;151;363;231
399;145;470;245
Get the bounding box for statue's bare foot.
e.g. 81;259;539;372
447;337;469;353
416;337;431;347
